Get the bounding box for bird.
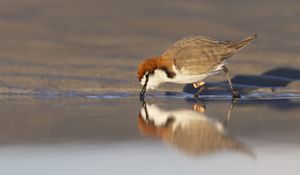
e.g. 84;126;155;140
137;34;258;98
137;99;254;157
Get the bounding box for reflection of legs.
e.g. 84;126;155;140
223;98;238;127
222;66;240;98
193;81;206;98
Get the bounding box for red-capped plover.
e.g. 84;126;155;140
138;34;257;98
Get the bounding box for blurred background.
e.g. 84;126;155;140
0;0;299;94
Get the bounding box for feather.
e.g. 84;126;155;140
161;35;257;75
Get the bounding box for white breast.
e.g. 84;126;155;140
143;62;225;89
169;63;225;84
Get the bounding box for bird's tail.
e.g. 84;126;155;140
227;34;258;50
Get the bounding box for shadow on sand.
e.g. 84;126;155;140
181;67;300;110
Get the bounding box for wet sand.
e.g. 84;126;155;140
0;0;300;174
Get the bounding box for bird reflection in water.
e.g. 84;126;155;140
138;98;254;157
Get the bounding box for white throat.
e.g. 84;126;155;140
140;69;170;90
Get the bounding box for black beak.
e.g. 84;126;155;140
140;85;146;98
139;74;149;99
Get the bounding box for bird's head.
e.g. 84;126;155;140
137;57;162;90
137;57;175;92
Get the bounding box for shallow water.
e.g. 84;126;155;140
0;94;299;175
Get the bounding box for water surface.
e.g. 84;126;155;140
0;95;299;175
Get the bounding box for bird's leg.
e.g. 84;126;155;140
193;81;206;98
222;66;240;98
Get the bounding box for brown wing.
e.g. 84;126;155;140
162;36;235;75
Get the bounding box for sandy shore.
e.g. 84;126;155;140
0;0;299;95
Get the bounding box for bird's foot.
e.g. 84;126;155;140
193;94;200;99
231;89;241;98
